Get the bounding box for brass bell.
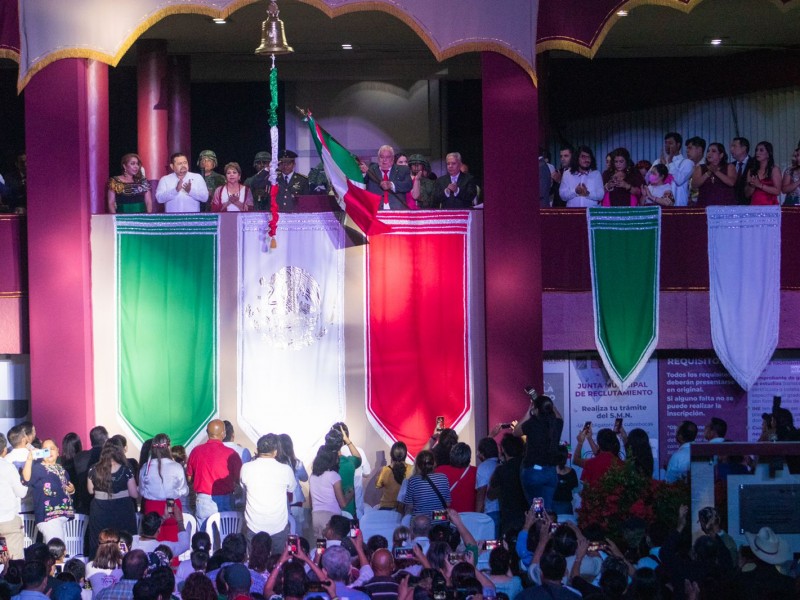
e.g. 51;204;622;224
255;1;294;56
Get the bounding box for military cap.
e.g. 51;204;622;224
278;149;299;162
253;151;272;166
408;154;427;165
197;150;218;166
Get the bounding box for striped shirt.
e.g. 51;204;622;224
405;473;451;515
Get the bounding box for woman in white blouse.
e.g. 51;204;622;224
138;433;190;540
559;145;604;208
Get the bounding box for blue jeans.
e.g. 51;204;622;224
195;493;234;528
520;465;558;511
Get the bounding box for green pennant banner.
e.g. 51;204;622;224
588;207;660;390
115;215;219;446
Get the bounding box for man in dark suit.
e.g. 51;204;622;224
275;150;309;212
360;145;412;210
433;152;479;209
72;425;107;540
730;137;752;204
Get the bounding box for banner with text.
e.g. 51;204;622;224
747;359;800;441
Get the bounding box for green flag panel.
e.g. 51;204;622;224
116;215;218;445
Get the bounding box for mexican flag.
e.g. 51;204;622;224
306;114;391;235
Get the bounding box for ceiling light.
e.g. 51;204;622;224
212;17;227;24
341;43;353;50
616;10;628;16
710;38;722;45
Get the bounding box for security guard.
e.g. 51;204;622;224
245;151;272;211
197;150;225;212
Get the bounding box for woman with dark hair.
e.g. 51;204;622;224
107;153;153;213
692;142;736;206
375;441;412;510
430;428;458;468
559;145;604;208
574;427;621;487
180;572;217;600
746;141;782;205
108;435;140;483
277;433;308;536
435;442;477;512
513;394;564;509
602;147;643;206
553;445;578;515
401;450;451;516
308;447;351;538
210;162;252;212
248;531;273;593
138;433;189;540
621;428;655;479
781;146;800;206
60;432;83;510
87;443;138;558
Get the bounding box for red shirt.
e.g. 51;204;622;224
435;464;477;513
186;439;242;495
580;451;620;487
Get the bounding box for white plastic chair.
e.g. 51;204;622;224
21;514;36;548
178;513;198;561
202;511;244;552
458;512;496;542
360;507;401;545
64;514;89;557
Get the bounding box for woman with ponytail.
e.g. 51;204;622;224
375;441;413;510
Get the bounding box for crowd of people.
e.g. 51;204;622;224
1;397;799;600
540;134;800;209
105;146;481;215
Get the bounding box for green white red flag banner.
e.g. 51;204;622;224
588;207;660;391
306;114;391;236
707;206;781;390
115;215;219;446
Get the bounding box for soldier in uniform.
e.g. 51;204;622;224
197;150;226;213
308;161;330;194
244;151;272;211
408;154;435;209
275;150;309;212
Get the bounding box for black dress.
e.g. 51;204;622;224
88;465;137;558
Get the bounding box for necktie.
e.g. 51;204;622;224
382;170;390;209
736;162;743;176
285;174;290;185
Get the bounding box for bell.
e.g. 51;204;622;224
255;1;294;56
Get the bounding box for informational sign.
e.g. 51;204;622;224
543;359;570;434
569;354;660;472
748;360;800;441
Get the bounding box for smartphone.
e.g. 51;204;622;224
349;519;360;538
549;522;560;534
587;541;603;552
431;509;449;523
166;498;175;514
773;395;782;411
613;418;623;433
532;497;544;518
447;552;468;565
393;546;415;560
316;538;327;552
32;448;51;460
500;423;513;429
0;536;7;554
119;541;128;553
583;421;592;432
435;416;445;431
483;540;501;551
287;534;299;554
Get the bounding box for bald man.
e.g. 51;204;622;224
186;419;243;526
358;549;399;600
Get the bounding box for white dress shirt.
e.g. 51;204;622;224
559;169;604;207
653;153;694;206
665;442;691;483
155;172;208;212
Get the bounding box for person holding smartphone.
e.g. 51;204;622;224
0;432;30;558
513;394;563;510
22;439;75;543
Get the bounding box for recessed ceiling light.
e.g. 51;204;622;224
616;10;628;16
212;17;227;24
341;44;353;50
710;38;723;45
